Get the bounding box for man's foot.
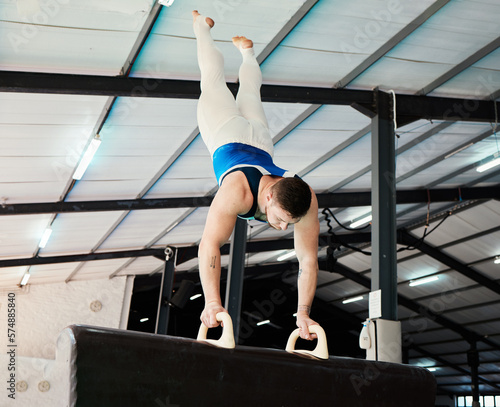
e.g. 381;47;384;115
192;10;214;28
232;36;253;50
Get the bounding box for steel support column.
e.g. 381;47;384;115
371;89;398;321
468;342;481;407
224;218;248;343
156;247;176;335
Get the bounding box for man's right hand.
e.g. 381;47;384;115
201;300;227;328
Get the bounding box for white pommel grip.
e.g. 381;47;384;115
197;311;236;349
285;324;329;360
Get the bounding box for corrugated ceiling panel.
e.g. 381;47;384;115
316;279;367;303
430;47;500;98
0;0;154;75
399;132;500;188
400;317;443;335
29;262;80;285
473;261;500;280
446;305;500;326
116;256;164;276
155;207;208;246
0;93;109;203
67;97;199;200
349;0;500;93
98;208;189;250
443;230;500;264
397;255;449;282
264;103;313;137
70;259;131;281
304;132;371;191
39;211;127;256
420;286;500;312
132;0;309;80
337;253;371;273
261;0;436;86
409;327;462;344
273;105;370;172
0;214;52;259
411;201;500;247
398;270;477;300
0;266;27;286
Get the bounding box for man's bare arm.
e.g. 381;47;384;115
198;176;251;327
294;188;320;339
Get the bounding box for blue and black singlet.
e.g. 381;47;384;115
213;142;296;221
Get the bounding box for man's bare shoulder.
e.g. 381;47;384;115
216;171;254;215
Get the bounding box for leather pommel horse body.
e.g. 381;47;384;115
61;325;436;407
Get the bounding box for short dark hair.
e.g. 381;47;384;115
272;177;312;219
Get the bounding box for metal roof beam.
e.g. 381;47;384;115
398;229;500;296
1;71;498;122
325;261;500;350
2;186;498;216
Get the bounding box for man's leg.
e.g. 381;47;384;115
233;36;273;152
193;11;241;155
233;37;269;128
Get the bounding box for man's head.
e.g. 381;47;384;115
266;177;312;229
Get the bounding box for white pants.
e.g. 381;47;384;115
194;15;274;157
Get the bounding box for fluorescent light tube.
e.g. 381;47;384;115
73;135;101;180
409;275;439;287
342;295;364;304
20;272;31;286
39;227;52;248
444;143;473;159
140;318;149;323
190;293;202;300
277;251;296;261
477;155;500;173
257;320;270;326
350;215;372;229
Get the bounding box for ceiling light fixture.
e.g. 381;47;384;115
73;135;102;180
277;250;296;261
342;295;364;304
20;271;31;286
409;275;439;287
140;318;149;323
190;293;202;300
476;152;500;173
38;227;53;248
256;320;270;326
350;215;372;229
444;143;473;159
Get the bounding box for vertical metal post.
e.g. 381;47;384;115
371;89;398;321
467;342;480;407
224;217;248;344
156;246;176;335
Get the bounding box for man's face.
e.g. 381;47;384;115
265;200;299;231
